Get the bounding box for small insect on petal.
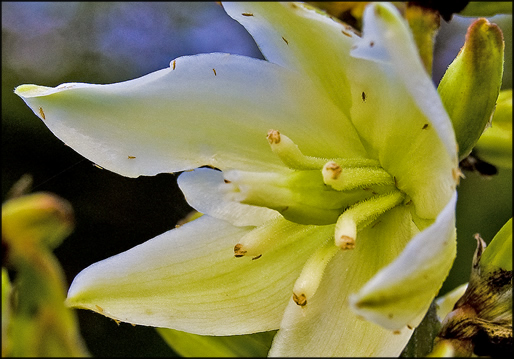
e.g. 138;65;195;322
172;60;176;70
422;123;429;129
282;36;289;45
38;107;46;120
361;91;366;102
213;68;217;76
241;12;253;16
128;156;136;159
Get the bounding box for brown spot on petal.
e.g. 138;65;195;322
282;36;289;45
38;107;46;120
252;254;262;260
241;12;253;16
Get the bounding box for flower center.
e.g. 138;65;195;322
223;130;406;250
225;130;407;307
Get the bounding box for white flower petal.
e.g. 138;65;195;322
348;2;459;219
270;206;416;356
177;167;280;227
223;2;357;117
66;215;332;335
349;192;457;330
15;53;365;178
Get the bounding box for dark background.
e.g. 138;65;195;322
2;2;512;356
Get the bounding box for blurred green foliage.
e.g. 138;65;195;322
2;189;88;356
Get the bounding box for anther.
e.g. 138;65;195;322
293;293;307;306
323;161;342;180
234;243;247;257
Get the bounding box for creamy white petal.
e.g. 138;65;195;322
15;53;365;178
177;167;280;227
348;3;459;219
223;2;358;118
66;215;332;335
349;192;457;330
269;205;416;356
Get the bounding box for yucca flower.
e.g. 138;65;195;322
14;2;460;356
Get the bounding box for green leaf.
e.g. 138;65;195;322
156;328;276;357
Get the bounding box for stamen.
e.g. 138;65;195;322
267;129;381;170
322;161;395;191
267;129;327;169
292;238;339;306
233;217;313;258
334;191;406;249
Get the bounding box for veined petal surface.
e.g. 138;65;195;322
349;3;458;219
350;192;457;330
224;2;357;117
66;215;332;335
270;205;416;356
178;167;279;227
15;53;366;178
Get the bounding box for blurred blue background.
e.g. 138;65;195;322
2;2;511;357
